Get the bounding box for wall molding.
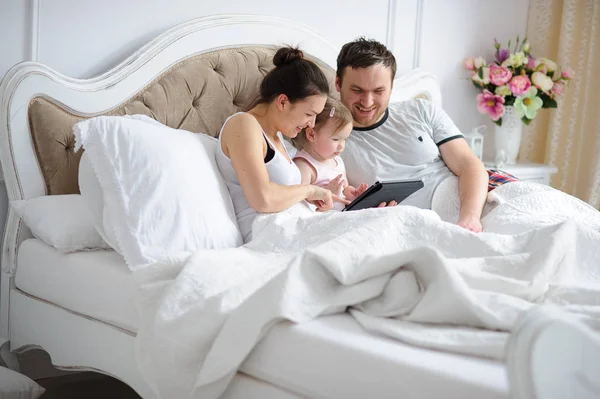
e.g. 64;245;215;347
412;0;424;68
26;1;420;68
29;0;40;61
385;0;397;51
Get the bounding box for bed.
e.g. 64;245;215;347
0;14;509;398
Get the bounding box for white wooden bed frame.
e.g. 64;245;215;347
0;14;441;397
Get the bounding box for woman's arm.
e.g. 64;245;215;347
222;113;318;213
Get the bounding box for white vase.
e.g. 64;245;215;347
494;106;523;167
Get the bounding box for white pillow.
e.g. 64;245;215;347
73;115;242;269
78;115;170;253
11;194;110;252
0;366;45;399
79;153;120;251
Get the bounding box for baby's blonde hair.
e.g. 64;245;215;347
291;97;353;150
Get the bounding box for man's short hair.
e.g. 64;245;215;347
336;37;397;83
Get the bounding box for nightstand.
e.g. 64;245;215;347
485;162;558;185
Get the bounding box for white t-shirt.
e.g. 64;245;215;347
342;98;463;209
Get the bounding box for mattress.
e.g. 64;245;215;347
16;238;508;398
16;238;138;332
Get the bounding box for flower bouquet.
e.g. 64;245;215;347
464;37;573;126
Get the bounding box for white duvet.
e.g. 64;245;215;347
132;180;600;399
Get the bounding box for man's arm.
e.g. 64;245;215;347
439;138;488;232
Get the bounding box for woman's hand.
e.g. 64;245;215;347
307;185;349;211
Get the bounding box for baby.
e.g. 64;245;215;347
292;97;368;210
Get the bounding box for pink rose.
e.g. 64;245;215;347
509;75;532;96
562;67;574;79
477;89;505;121
463;57;475;70
489;64;512;86
552;81;565;95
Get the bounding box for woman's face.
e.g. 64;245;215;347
279;94;327;138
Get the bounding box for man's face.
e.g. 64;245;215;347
336;64;393;128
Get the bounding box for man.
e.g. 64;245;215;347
336;38;488;233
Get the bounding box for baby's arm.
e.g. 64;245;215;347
293;158;317;185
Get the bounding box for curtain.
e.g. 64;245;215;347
521;0;600;208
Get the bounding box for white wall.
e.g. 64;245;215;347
418;0;529;157
0;1;29;80
0;0;529;225
1;0;529;129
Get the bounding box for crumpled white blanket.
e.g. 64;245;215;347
132;180;600;399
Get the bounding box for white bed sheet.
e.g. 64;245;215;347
244;315;507;399
15;238;508;398
16;238;138;332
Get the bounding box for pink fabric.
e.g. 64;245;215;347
294;150;347;211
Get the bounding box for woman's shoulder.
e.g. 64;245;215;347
224;112;260;128
221;112;263;139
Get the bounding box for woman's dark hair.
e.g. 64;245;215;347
336;37;397;84
253;46;330;106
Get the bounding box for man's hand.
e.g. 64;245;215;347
457;214;483;233
439;139;487;234
377;200;397;208
327;174;347;197
343;183;368;201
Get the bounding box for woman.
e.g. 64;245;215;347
216;46;346;242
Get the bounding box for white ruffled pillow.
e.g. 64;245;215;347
0;366;45;399
11;194;110;252
73;115;242;269
79;153;120;251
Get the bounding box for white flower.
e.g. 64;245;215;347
535;57;557;72
471;67;490;86
474;56;486;69
503;51;528;68
495;85;511;97
531;71;554;93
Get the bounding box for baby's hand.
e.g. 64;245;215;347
344;183;368;201
327;174;347;196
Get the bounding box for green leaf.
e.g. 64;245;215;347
522;117;532;125
494;118;502;127
471;80;482;90
504;96;515;106
539;92;558;108
478;68;483;79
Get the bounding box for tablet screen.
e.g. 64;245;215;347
342;180;424;211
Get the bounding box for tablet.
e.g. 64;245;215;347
342;179;424;212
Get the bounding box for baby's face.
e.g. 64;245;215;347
313;121;353;159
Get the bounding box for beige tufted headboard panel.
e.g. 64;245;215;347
28;46;336;195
